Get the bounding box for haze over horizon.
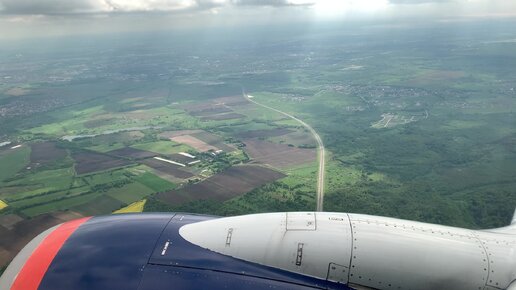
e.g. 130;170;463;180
0;0;515;39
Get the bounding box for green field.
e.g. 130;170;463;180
0;147;30;183
74;195;125;216
21;192;103;217
10;168;74;193
131;172;177;192
9;189;78;209
106;182;155;204
81;170;131;186
18;179;156;217
2;163;165;217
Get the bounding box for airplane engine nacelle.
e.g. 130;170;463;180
0;213;350;290
2;212;516;290
181;212;516;290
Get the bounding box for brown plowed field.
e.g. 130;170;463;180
107;147;157;159
158;130;203;139
191;131;235;152
30;142;67;166
243;139;316;169
141;158;194;179
168;153;196;164
170;135;218;152
157;165;285;205
0;211;84;270
72;151;133;175
181;102;222;113
213;96;250;106
0;214;24;230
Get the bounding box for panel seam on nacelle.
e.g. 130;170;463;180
346;213;354;285
474;233;516;289
471;231;492;290
314;212;318;231
146;263;329;289
136;214;176;290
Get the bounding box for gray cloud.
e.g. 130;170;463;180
0;0;103;14
0;0;314;15
1;0;513;18
389;0;452;4
230;0;313;6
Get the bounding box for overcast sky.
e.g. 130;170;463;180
0;0;515;39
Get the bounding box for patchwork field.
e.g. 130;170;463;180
0;214;23;230
0;211;84;268
167;153;197;164
236;128;294;139
269;131;317;148
74;195;125;216
213;96;251;106
132;141;193;155
130;171;177;192
158;130;203;139
157;165;285;205
141;158;194;179
29;142;67;167
180;96;251;123
242;139;316;169
200;112;245;121
182;96;249;111
0;146;30;183
190;131;235;152
188;106;232;117
84;131;145;152
107;147;157;160
170;135;218;152
181;102;225;113
72;151;134;175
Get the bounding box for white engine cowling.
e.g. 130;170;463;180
180;212;516;290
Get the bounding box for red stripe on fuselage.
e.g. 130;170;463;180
10;217;91;290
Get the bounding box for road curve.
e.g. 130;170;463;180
244;93;325;212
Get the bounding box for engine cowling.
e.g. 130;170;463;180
2;212;516;290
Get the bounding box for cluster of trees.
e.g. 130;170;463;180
144;181;315;217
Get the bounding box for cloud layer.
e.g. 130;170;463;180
1;0;508;16
0;0;316;15
0;0;102;14
0;0;515;40
389;0;451;4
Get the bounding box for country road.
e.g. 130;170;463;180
244;93;325;212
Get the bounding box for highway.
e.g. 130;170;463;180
244;93;325;212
